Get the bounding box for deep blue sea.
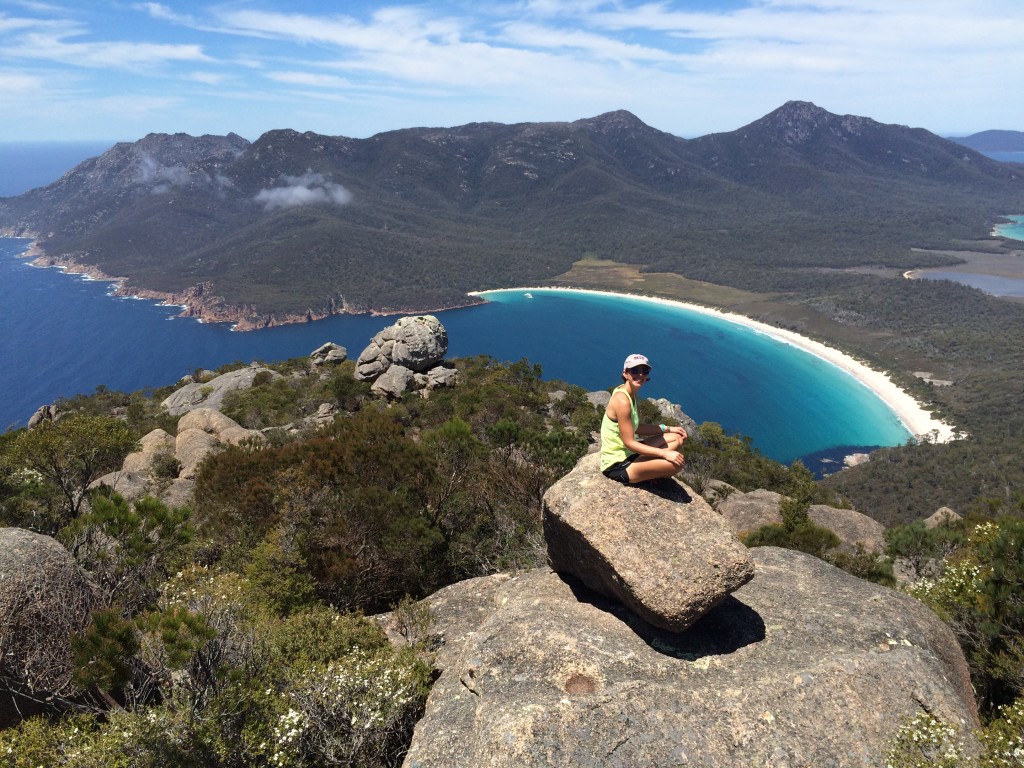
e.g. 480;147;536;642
0;237;913;471
0;141;943;473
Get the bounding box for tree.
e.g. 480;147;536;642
3;415;137;523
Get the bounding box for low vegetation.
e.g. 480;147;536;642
1;354;1022;765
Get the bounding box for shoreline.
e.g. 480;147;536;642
470;286;960;445
13;237;484;330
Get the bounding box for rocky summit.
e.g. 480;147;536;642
543;452;754;632
390;548;978;767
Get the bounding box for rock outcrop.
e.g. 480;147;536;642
310;342;347;366
926;506;962;528
717;488;886;553
27;403;60;429
544;453;753;632
121;428;176;474
92;407;264;503
0;529;98;702
354;315;458;398
391;548;979;767
161;365;282;415
356;315;448;379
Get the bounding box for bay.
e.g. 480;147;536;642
0;238;911;472
993;214;1024;242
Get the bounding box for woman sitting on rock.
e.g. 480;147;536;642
600;354;687;484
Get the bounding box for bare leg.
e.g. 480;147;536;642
625;433;685;483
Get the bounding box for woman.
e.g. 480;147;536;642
600;354;687;484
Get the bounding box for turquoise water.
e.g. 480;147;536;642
0;238;913;471
472;289;910;463
994;214;1024;242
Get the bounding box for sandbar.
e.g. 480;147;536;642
469;286;959;445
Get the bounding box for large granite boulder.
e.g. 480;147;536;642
718;489;885;553
0;529;99;701
807;503;886;553
27;403;60;429
121;428;176;474
161;365;281;415
391;548;979;767
310;342;347;366
716;488;785;532
175;428;221;479
926;506;962;529
355;315;448;381
543;453;754;632
648;396;699;435
371;364;415;399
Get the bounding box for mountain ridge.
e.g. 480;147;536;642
1;101;1022;328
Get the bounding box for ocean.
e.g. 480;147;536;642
0;237;913;472
0;141;938;472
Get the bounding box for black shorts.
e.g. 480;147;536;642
602;454;639;484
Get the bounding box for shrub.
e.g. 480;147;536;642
907;517;1024;714
267;648;432;768
59;492;193;615
884;711;969;768
743;521;840;559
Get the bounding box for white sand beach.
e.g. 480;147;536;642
470;287;959;444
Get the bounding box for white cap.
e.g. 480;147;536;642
623;353;650;370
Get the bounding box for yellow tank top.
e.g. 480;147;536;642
599;386;639;471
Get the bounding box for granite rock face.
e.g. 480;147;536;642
92;407;264;501
717;489;886;553
121;428;176;474
161;365;281;415
394;549;979;768
355;315;448;381
543;453;754;632
309;341;347;366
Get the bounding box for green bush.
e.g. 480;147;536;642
907;517;1024;715
59;492;193;615
743;521;841;559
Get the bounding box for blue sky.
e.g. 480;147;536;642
1;0;1022;143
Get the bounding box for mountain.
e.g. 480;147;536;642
1;101;1022;327
949;129;1024;152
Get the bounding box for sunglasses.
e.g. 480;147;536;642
628;366;651;376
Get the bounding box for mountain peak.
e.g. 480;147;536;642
747;100;877;146
571;109;652;135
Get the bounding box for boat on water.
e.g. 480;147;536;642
524;292;533;298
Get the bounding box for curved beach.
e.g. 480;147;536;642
470;287;958;444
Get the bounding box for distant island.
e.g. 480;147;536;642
948;129;1024;152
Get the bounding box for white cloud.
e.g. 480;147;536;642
0;70;43;92
255;171;353;211
266;71;353;89
11;31;210;68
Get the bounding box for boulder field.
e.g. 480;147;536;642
381;455;979;767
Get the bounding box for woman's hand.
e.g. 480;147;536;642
662;449;685;467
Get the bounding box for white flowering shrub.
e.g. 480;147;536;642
980;698;1024;767
906;561;984;609
268;649;430;768
0;708;189;768
885;711;969;768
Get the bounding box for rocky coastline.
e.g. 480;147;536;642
15;238;485;331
